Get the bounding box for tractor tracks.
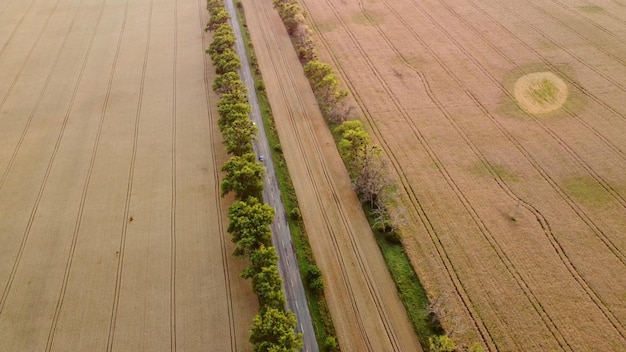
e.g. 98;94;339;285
0;0;87;318
196;0;237;349
403;0;626;338
42;0;118;349
170;0;179;349
303;0;626;348
105;0;153;349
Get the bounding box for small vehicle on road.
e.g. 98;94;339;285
258;155;264;162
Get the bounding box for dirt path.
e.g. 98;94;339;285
0;0;255;350
241;0;423;351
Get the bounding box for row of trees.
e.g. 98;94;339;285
271;1;399;241
273;0;352;123
206;1;303;351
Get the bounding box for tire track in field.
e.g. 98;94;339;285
455;0;626;266
524;0;626;67
396;0;626;268
479;0;626;117
170;0;179;349
378;0;624;338
0;0;17;17
328;0;577;349
196;0;236;348
0;0;64;192
260;3;410;349
395;0;626;339
257;4;381;350
549;0;626;40
0;0;38;56
493;0;626;88
384;0;626;338
300;2;502;351
448;0;626;132
0;0;87;317
44;0;125;349
332;0;626;344
435;0;626;163
105;0;153;349
461;0;626;163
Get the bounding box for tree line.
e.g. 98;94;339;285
206;1;303;351
272;0;400;248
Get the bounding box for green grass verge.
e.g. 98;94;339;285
362;205;444;350
233;2;339;350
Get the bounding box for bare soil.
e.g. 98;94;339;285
0;0;256;351
242;0;423;351
297;0;626;350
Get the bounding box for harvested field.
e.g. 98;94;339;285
0;0;256;351
298;0;626;350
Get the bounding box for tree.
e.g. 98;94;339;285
335;120;371;178
213;48;241;75
221;153;265;199
206;7;230;32
305;264;324;294
303;61;334;96
250;264;286;310
218;100;251;120
213;71;247;96
278;3;305;35
429;335;456;352
207;24;235;58
249;307;303;352
467;342;486;352
354;145;390;207
242;245;279;279
227;197;274;257
207;0;223;12
222;117;257;156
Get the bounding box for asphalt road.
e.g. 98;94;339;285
221;1;319;351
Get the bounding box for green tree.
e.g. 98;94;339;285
305;264;324;294
250;263;286;310
303;60;334;96
214;48;241;75
218;100;251;119
242;245;279;279
429;335;456;352
250;307;303;352
213;71;247;96
277;3;305;35
207;0;223;12
207;7;230;32
335;120;371;178
207;24;236;58
227;197;274;257
221;153;265;199
222;117;257;156
468;342;485;352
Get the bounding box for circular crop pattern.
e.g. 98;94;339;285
514;71;568;114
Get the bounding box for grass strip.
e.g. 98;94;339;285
365;211;445;348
